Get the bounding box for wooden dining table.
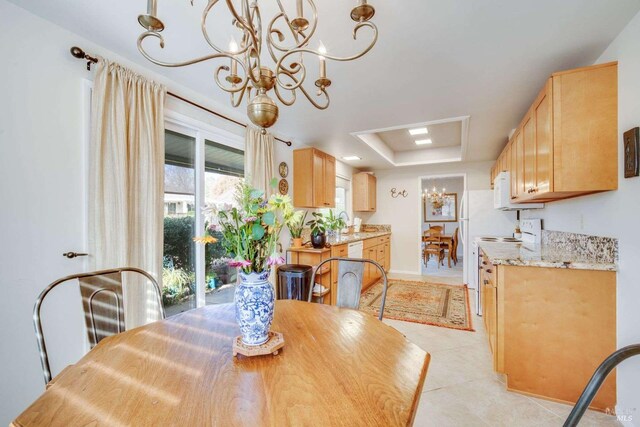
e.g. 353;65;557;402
13;300;430;427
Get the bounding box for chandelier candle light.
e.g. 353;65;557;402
136;0;379;132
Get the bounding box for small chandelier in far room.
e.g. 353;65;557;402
136;0;379;132
423;184;446;205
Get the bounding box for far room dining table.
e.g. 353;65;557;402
13;300;430;426
422;233;454;267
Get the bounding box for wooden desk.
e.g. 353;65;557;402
14;301;430;426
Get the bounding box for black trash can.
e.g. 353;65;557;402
277;264;313;301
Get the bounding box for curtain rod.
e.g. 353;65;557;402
69;46;293;147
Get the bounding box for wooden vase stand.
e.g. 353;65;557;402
233;331;285;357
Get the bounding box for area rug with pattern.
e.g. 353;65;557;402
359;279;474;331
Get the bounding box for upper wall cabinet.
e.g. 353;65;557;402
492;62;618;203
293;148;336;208
353;172;377;212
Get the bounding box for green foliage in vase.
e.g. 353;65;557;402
198;181;295;274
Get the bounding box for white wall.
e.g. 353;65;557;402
520;11;640;422
421;176;465;258
0;1;301;423
366;161;493;274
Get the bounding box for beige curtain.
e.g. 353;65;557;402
244;127;276;195
244;127;278;286
89;58;166;328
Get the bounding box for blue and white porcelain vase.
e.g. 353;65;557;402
234;271;275;346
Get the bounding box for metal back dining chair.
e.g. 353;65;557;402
308;257;388;320
33;267;165;384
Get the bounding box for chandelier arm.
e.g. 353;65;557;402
200;0;251;56
274;21;378;90
214;63;251;94
267;0;318;53
222;0;262;84
137;31;246;69
230;80;250;107
273;0;301;46
273;70;299;106
298;84;330;110
250;1;263;55
273;84;297;107
224;0;260;60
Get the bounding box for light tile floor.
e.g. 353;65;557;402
421;256;464;277
384;272;620;427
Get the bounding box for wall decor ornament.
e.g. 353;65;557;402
390;188;408;198
278;178;289;195
624;127;639;178
279;161;289;178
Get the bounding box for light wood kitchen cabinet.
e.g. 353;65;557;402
522;111;536;195
290;234;391;305
534;79;553;194
492;62;617;203
510;136;518;199
353;172;377;212
480;251;616;411
513;129;524;199
323;154;336;207
362;234;390;290
293;147;336;208
383;241;391;273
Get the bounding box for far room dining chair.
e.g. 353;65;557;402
423;228;446;268
450;227;459;265
308;257;388;320
33;267;165;384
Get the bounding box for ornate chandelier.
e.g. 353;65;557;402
423;185;446;206
136;0;378;132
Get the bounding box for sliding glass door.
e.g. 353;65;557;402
162;118;244;316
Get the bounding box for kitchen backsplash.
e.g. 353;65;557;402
541;230;618;263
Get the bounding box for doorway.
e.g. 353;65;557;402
418;174;466;281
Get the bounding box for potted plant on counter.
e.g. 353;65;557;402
307;212;327;249
286;210;307;248
199;182;293;346
326;210;347;237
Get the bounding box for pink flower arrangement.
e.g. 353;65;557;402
229;256;252;268
267;253;286;266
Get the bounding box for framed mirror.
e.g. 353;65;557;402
423;193;458;223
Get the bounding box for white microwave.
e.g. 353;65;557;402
493;172;544;210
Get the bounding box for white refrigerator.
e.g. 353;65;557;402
459;190;516;289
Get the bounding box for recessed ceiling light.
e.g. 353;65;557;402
415;139;433;145
343;155;361;161
409;127;429;136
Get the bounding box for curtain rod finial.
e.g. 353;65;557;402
70;46;85;59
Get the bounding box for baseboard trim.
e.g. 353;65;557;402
389;269;422;276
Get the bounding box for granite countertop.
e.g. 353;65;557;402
289;231;391;252
327;231;391;246
476;239;618;271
